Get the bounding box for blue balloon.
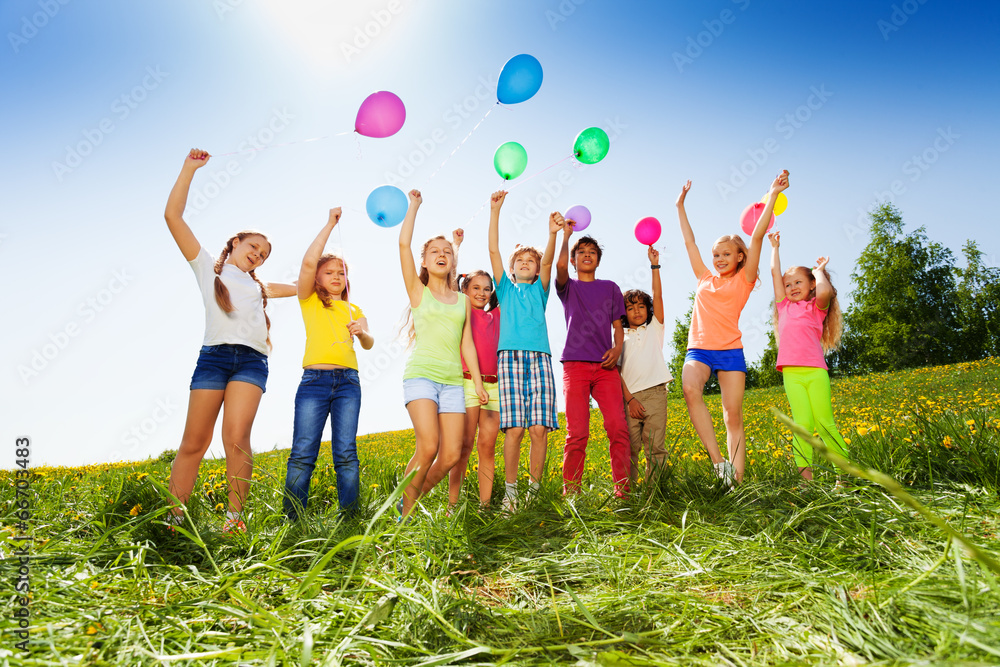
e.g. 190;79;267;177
366;185;408;228
497;54;543;105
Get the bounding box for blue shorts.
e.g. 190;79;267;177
190;344;268;392
684;348;747;375
403;378;465;414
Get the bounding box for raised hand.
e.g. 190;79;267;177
329;207;342;227
814;256;829;272
185;148;210;169
490;190;507;210
676;179;692;207
770;170;790;194
408;189;423;206
647;246;660;265
768;231;780;248
549;211;565;234
452;228;464;248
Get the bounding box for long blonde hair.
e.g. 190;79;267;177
214;230;272;349
713;234;750;274
772;266;843;352
398;235;459;348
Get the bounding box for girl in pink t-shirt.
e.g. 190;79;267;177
768;232;849;481
676;171;789;486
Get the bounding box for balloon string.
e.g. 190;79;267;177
506;154;574;192
463;198;490;228
336;220;354;319
423;103;497;185
211;131;354;157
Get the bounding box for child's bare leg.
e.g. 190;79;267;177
717;371;746;482
220;381;263;513
443;406;479;504
503;427;525;484
681;361;724;463
168;389;225;514
402;400;441;517
527;425;548;484
476;411;501;504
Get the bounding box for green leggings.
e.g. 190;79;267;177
782;366;850;468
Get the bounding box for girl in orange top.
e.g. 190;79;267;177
676;171;789;486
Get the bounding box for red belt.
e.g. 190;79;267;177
464;370;498;384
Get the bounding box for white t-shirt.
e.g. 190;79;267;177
189;247;269;355
620;317;672;393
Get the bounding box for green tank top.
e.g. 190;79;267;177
402;286;466;385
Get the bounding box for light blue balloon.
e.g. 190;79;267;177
366;185;408;228
497;54;543;105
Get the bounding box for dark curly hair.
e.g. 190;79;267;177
621;289;653;328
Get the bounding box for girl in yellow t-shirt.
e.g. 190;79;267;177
283;208;374;520
675;171;789;487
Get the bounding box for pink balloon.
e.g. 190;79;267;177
565;205;591;231
740;202;775;235
355;91;406;138
634;217;661;245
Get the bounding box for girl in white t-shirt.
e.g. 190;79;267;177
163;149;296;533
619;245;673;485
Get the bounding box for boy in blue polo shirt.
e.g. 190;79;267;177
488;190;561;511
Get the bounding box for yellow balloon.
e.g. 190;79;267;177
773;191;788;216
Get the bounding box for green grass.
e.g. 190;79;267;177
3;359;1000;665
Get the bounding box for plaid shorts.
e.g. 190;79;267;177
497;350;559;431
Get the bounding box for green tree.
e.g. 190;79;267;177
750;329;783;388
837;203;959;374
954;240;1000;360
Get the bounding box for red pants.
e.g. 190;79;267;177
562;361;631;496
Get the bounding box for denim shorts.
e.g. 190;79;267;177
190;344;268;392
403;377;465;413
684;348;747;374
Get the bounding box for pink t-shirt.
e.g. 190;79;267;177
775;298;828;370
462;307;500;376
687;269;756;350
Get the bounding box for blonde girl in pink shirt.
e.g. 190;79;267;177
676;171;789;486
768;232;849;481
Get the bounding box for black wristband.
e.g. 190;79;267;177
650;264;660;269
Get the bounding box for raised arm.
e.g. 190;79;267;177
768;232;785;302
676;180;708;279
540;211;562;290
555;221;573;289
298;207;341;300
398;189;424;304
813;256;834;310
648;246;664;324
743;170;789;284
164;149;210;261
487;190;507;283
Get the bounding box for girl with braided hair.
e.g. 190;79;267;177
164;148;296;533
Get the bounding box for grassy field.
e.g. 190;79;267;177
3;359;1000;665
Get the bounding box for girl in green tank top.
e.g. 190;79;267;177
397;189;488;520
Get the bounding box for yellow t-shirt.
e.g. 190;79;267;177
299;292;364;369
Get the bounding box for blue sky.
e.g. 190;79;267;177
2;1;998;466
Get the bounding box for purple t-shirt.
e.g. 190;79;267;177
556;277;625;363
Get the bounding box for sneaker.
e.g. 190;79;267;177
713;460;736;488
501;495;516;514
222;518;246;535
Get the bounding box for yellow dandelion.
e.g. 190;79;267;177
857;427;869;436
214;503;225;511
129;504;142;516
942;436;953;447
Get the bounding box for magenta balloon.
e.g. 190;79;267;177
739;202;776;235
634;217;661;245
355;91;406;138
565;205;591;231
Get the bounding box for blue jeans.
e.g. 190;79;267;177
283;368;362;518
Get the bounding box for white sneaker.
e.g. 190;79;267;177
713;460;736;488
501;495;516;514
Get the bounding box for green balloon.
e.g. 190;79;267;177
573;127;610;164
494;141;528;180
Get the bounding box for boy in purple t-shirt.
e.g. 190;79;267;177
555;224;630;496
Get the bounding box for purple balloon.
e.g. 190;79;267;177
634;217;661;245
355;91;406;138
564;205;591;232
